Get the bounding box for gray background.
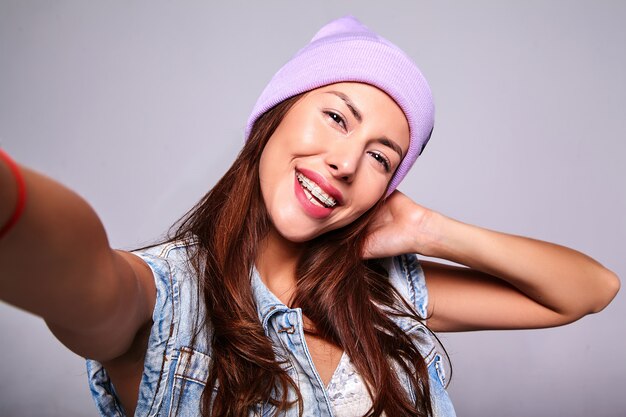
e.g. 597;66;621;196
1;1;625;416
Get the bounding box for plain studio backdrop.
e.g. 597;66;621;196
1;1;625;416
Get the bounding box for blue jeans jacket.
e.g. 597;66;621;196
86;241;456;416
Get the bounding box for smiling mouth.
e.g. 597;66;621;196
296;172;337;208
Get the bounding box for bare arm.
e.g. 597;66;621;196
363;191;620;332
0;158;155;361
420;211;620;332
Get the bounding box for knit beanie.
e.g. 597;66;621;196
245;15;434;196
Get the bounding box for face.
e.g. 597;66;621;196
258;82;410;242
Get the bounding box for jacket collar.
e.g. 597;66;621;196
250;266;291;330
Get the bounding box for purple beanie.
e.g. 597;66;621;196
245;15;434;196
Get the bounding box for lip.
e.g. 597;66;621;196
296;167;344;206
293;168;344;220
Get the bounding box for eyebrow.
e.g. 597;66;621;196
375;137;404;160
326;91;362;122
325;90;404;159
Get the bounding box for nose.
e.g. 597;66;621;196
325;141;361;183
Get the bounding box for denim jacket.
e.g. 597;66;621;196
86;241;456;416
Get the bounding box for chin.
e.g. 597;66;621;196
264;201;322;242
273;220;326;243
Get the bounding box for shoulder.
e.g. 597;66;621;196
382;253;428;319
381;254;446;371
132;238;198;276
129;238;200;299
132;237;203;322
376;254;428;332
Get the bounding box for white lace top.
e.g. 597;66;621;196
327;351;380;417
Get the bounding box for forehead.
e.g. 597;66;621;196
309;82;397;104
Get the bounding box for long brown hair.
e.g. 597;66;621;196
169;93;434;416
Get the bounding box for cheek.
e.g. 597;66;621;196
258;146;284;216
298;127;322;149
258;151;272;194
354;171;388;205
273;113;328;154
258;154;285;206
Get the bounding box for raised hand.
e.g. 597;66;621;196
362;190;437;259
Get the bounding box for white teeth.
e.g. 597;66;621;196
296;172;337;208
302;187;325;208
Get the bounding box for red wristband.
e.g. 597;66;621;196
0;148;27;239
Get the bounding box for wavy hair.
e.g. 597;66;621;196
168;93;435;416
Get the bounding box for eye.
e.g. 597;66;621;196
368;151;391;173
324;111;347;130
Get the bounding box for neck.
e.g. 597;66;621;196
255;227;303;306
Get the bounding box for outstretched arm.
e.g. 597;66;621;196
364;191;620;332
0;154;155;361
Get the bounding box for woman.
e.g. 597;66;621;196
0;15;619;417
